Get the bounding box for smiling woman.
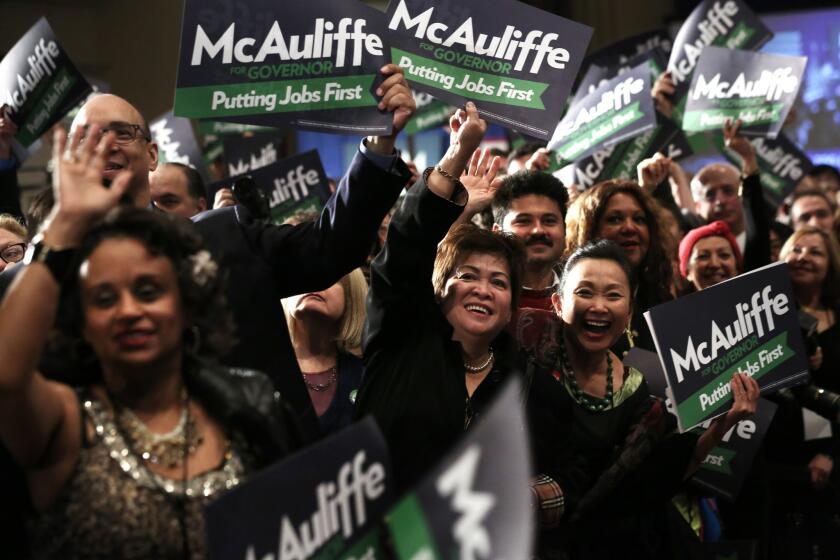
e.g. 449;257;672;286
355;103;529;492
517;240;759;558
0;126;297;559
565;180;675;356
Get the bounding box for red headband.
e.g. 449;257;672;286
678;220;743;278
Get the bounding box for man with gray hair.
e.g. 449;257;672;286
690;119;771;272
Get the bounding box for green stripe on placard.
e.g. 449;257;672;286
683;103;784;131
554;101;644;163
17;66;77;146
173;75;378;118
677;332;792;427
392;48;549;110
700;447;737;476
386;494;442;560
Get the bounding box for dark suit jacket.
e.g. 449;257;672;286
193;150;409;442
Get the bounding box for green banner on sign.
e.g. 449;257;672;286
392;48;549;110
174;75;378;118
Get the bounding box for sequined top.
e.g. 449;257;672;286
27;392;251;560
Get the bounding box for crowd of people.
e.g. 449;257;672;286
0;36;839;560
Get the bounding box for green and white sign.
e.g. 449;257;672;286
174;0;392;135
693;398;777;501
667;0;773;123
714;131;813;206
0;18;92;148
645;262;809;432
386;0;592;139
684;46;806;139
548;62;656;170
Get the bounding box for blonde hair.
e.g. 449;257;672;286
0;214;26;241
779;225;840;305
283;268;368;354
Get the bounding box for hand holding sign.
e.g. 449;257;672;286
723;118;758;176
689;372;759;476
525;147;552;172
449;103;487;158
48;126;130;246
0;106;17;160
651;71;675;119
367;65;416;156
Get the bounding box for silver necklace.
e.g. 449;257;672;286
464;348;494;374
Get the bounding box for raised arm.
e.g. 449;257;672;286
0;125;129;468
363;103;488;349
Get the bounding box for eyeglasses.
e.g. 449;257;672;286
78;123;151;145
0;243;26;264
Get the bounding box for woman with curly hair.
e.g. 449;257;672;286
564;180;674;355
0;127;297;559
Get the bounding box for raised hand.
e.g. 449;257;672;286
652;71;675;118
448;102;487;159
524;147;551;172
45;125;131;247
636;152;672;191
723;118;758;176
461;148;503;218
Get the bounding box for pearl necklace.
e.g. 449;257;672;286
464;348;494;374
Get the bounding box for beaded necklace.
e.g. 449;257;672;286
557;341;614;412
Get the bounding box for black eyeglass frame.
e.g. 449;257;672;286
0;242;27;264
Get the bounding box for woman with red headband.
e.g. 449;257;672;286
678;220;743;293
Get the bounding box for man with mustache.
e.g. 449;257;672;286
491;171;568;310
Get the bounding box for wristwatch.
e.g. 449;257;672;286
23;234;77;283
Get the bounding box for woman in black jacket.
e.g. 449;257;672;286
355;103;529;493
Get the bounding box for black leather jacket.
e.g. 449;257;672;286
186;362;304;467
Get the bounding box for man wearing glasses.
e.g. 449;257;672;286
0;215;26;274
51;68;415;442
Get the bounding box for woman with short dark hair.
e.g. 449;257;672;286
355;104;529;492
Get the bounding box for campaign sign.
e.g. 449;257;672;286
645;262;809;432
174;0;392;135
715;132;812;205
0;18;92;147
205;417;392;560
572;44;668;106
150;110;210;183
207;149;332;225
402;89;455;136
547;62;656;169
684;47;806;138
667;0;773;122
386;0;592;140
693;398;777;501
554;112;680;189
584;28;673;71
222;132;285;176
385;378;533;559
